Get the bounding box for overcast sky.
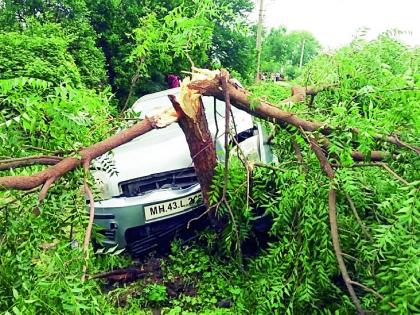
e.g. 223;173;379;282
249;0;420;49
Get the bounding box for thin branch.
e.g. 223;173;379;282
38;176;57;204
0;155;63;171
220;73;241;259
329;189;365;314
230;133;253;210
345;193;373;242
121;57;144;112
22;145;75;155
308;135;364;314
0;188;39;212
338;162;411;186
213;97;219;147
349;280;397;309
221;75;231;201
380;163;410;186
342;253;362;263
291;135;309;172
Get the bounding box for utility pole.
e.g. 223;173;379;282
256;0;264;81
299;38;306;69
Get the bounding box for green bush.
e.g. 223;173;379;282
0;32;81;86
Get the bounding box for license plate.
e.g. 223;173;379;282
144;192;202;221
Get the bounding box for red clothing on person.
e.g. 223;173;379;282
167;74;180;88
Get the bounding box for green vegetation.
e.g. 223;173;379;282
0;1;419;314
261;27;321;78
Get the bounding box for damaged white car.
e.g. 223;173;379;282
92;87;275;257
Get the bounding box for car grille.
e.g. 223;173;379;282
119;167;198;197
101;228;116;241
125;206;207;258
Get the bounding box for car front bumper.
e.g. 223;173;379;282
93;184;202;249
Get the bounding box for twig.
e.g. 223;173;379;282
22;145;76;156
230;134;253;210
342;253;362;263
87;267;144;281
0;188;39;211
81;160;95;282
349;280;397;309
379;163;410;186
121;57;143;112
338;162;411;186
252;162;284;172
345;193;373;242
329;189;365;314
291;135;308;172
0;155;63;171
213;97;219;147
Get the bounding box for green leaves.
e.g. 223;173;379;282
130;0;216;77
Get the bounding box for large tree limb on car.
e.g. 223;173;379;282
188;68;419;155
0;108;178;202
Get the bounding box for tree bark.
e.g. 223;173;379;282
188;75;326;132
168;81;216;207
0;156;63;171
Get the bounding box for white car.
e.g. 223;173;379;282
92;87;274;257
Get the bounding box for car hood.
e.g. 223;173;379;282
93;88;253;198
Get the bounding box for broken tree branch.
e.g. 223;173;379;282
188;70;420;155
189;75;326;132
0;108;178;200
329;186;365;314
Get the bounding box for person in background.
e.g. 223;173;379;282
166;74;180;88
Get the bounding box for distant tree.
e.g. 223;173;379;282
0;0;107;89
208;0;256;82
261;27;322;79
